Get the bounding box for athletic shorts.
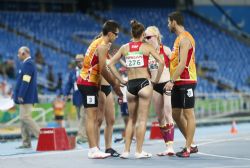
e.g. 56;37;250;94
55;115;64;120
153;82;167;95
120;103;128;117
77;84;98;108
127;78;150;96
100;85;112;96
171;84;196;109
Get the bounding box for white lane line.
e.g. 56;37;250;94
198;152;250;161
197;135;250;146
0;144;125;159
204;165;250;168
196;135;250;161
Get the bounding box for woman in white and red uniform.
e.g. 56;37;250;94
145;26;175;156
108;20;164;159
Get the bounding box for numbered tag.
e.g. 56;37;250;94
148;55;158;70
87;96;95;104
125;51;144;68
187;89;193;97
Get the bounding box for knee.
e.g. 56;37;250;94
136;118;147;127
97;118;103;127
106;118;115;126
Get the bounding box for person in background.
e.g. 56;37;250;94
64;54;87;144
13;46;40;149
53;94;65;127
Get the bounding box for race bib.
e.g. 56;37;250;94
148;55;158;70
187;88;193;97
87;96;95;104
125;51;144;68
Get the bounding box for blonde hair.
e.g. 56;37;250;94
145;26;163;43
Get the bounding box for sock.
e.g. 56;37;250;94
90;147;99;153
159;123;174;144
191;144;197;148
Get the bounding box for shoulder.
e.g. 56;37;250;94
97;44;110;53
162;45;171;55
24;60;35;68
180;37;191;48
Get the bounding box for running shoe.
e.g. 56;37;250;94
190;146;198;154
88;149;111;159
176;148;190;158
16;144;31;149
120;152;130;159
105;148;120;157
135;151;152;159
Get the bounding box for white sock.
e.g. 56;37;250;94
191;144;197;147
90;147;99;153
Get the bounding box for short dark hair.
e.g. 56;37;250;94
102;20;119;36
168;11;184;26
130;19;145;39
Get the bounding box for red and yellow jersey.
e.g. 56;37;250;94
170;31;197;85
77;37;106;86
53;99;65;116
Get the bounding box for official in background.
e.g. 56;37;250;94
13;46;40;149
64;54;87;144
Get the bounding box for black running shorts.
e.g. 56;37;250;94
171;84;196;109
77;84;98;108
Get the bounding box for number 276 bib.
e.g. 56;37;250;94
125;51;144;68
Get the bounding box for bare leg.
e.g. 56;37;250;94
96;91;106;147
183;108;196;150
124;92;138;153
85;107;98;148
135;85;153;153
104;93;115;149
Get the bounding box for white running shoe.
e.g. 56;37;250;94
120;152;130;159
135;151;152;159
157;149;175;156
88;149;111;159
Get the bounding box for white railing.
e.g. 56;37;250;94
5;107;53;126
195;92;250;119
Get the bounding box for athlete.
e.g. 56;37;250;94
108;20;164;159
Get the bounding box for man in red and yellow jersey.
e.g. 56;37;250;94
164;11;198;158
77;20;122;159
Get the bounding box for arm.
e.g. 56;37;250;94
164;38;191;91
18;63;34;102
97;45;123;97
64;71;73;96
107;46;126;84
119;59;127;67
171;38;191;81
163;46;172;59
148;45;164;83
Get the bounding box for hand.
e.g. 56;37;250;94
18;97;24;103
164;81;174;91
120;79;127;87
113;81;123;97
117;97;123;105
